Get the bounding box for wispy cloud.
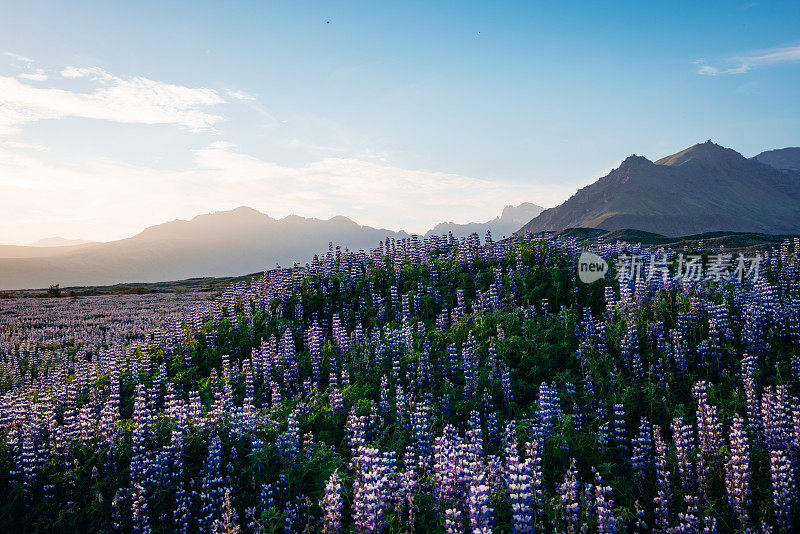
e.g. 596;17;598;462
227;89;257;101
0;65;224;135
4;51;48;81
4;51;35;64
696;44;800;75
18;70;47;81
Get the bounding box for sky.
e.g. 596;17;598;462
1;1;799;245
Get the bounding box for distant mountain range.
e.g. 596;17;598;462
4;140;800;290
426;202;543;239
29;237;96;247
518;141;800;236
0;207;412;289
0;205;538;289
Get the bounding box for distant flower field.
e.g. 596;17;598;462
1;233;799;533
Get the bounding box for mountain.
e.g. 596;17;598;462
0;207;408;290
754;147;800;173
518;141;800;237
30;237;96;247
426;202;544;239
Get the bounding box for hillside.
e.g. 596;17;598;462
3;231;799;532
754;147;800;173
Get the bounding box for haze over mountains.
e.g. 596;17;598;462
0;207;405;289
519;141;800;236
0;205;535;289
30;237;97;247
3;140;800;290
425;202;543;239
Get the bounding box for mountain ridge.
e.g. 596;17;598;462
753;147;800;173
1;203;538;290
426;202;543;238
0;209;411;289
518;141;800;237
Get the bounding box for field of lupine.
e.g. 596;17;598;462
1;233;799;533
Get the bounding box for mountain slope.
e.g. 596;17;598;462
754;147;800;173
425;202;544;238
518;141;800;236
0;207;407;289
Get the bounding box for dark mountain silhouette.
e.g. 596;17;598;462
754;147;800;173
518;141;800;237
425;202;544;239
0;207;409;289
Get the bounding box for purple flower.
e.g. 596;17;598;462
725;414;751;526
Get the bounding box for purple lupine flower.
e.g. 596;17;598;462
612;403;627;458
672;417;695;490
396;454;419;527
131;483;151;534
652;426;671;532
307;321;323;383
769;450;795;530
524;441;544;524
504;421;533;532
345;408;368;456
433;424;467;507
622;319;642;376
280;328;299;386
536;382;561;443
592;468;616;533
444;508;465;534
200;434;225;531
321;470;343;533
351;446;395;533
500;363;514;408
692;381;722;493
725;413;751;526
468;470;493;534
631;417;653;478
762;385;793;453
410;400;433;469
558;458;580;533
675;494;701;533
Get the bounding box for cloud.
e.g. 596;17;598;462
0;141;566;244
60;66;110;79
19;69;47;81
696;44;800;75
227;89;257;101
0;66;225;135
4;52;34;64
4;52;48;81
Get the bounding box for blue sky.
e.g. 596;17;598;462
1;1;799;244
